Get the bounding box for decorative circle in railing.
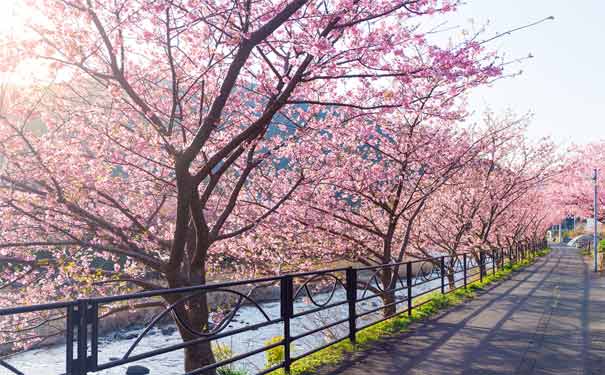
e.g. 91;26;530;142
416;260;441;284
359;266;407;299
293;273;346;308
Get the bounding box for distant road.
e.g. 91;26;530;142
320;245;605;374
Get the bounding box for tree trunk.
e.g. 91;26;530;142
171;202;217;374
171;290;217;374
380;290;397;318
447;266;456;291
474;253;486;280
380;268;397;318
184;340;216;374
168;267;217;374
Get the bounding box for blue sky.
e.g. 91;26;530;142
444;0;605;146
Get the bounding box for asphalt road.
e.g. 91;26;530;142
319;245;605;375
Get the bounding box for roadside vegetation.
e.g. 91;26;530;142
579;239;605;256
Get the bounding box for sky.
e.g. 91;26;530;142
445;0;605;146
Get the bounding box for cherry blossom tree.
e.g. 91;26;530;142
467;113;559;252
0;0;509;370
414;112;560;286
552;142;605;222
412;160;487;288
495;189;558;249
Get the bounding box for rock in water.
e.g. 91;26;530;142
160;326;177;335
115;331;138;340
126;365;150;374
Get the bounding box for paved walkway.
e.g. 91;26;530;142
320;246;605;375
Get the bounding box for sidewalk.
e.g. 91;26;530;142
320;246;605;374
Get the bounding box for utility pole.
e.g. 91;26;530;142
593;168;599;272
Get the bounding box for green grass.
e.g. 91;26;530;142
264;248;551;375
217;369;249;375
213;343;249;375
580;247;605;256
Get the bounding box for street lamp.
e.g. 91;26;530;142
593;168;598;272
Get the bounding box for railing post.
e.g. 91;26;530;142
346;267;357;345
479;252;484;282
280;276;294;374
66;303;77;375
406;262;412;316
89;302;98;372
440;256;445;294
66;299;91;375
78;300;88;374
463;253;467;289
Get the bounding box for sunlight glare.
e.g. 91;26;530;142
1;0;54;85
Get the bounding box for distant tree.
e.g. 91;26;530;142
553;142;605;223
413;113;560;288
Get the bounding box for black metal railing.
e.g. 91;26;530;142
0;239;547;375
